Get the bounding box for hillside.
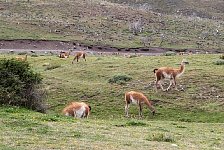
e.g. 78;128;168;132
0;53;224;149
1;53;223;122
107;0;224;20
0;0;223;51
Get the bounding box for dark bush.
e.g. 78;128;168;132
0;59;47;113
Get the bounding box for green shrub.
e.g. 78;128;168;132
108;74;132;85
0;59;47;113
213;59;224;65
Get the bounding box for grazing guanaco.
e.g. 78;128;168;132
62;102;91;118
16;54;28;61
72;51;86;64
125;91;155;117
153;59;189;91
59;50;70;58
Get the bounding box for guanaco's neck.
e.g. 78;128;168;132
24;55;27;61
144;98;155;112
177;63;185;77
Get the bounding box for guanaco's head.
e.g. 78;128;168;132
152;110;155;116
181;59;189;65
88;105;91;111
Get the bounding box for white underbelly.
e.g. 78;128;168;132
163;72;172;79
130;95;138;104
75;106;86;118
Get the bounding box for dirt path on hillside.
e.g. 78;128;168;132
0;39;222;55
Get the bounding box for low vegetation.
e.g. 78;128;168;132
108;74;132;85
213;59;224;65
146;133;175;143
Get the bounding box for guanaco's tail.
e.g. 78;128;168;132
153;69;158;73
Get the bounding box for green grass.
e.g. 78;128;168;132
0;106;224;150
1;53;223;121
0;53;224;149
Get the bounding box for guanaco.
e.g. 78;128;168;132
72;51;86;64
59;50;71;58
16;54;28;61
125;91;155;117
153;59;189;91
62;102;91;118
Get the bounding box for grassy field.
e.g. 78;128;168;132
0;53;224;149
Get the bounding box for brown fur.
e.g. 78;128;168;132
72;51;86;63
59;51;70;58
125;91;155;117
62;102;91;118
16;54;28;61
154;59;188;91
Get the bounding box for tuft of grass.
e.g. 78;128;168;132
44;64;61;70
108;74;132;85
71;131;82;138
146;133;175;142
31;54;38;57
126;120;147;126
40;114;62;122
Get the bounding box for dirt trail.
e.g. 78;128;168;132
0;39;221;55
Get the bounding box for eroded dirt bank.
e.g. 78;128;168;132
0;39;222;55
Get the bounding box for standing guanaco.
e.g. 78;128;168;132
72;51;86;64
16;54;28;61
153;59;189;91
